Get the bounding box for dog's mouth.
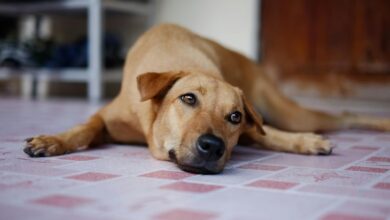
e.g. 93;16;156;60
169;149;222;174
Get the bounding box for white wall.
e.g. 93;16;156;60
154;0;260;60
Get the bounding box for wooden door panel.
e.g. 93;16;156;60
260;0;390;100
354;0;390;72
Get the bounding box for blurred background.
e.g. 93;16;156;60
0;0;389;103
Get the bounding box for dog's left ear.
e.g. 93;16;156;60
137;71;187;101
242;95;266;135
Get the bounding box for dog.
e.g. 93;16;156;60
23;24;390;174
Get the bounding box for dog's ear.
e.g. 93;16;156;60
242;95;266;135
137;71;187;101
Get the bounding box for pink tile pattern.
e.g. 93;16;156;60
30;194;94;208
0;98;389;219
321;213;384;220
326;200;390;219
298;185;390;201
153;208;217;220
65;172;120;182
160;181;224;193
373;182;390;190
238;163;286;171
346;166;388;173
367;157;390;163
247;179;299;190
59;155;100;161
140;170;194;180
350;146;381;151
267;167;380;186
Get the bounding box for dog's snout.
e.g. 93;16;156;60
196;134;225;161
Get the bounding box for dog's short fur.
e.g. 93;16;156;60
24;24;390;173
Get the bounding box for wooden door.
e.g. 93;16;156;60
260;0;390;100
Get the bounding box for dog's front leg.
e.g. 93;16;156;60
23;114;105;157
243;125;332;155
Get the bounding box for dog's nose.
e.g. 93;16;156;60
196;134;225;161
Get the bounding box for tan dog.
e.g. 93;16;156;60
24;24;390;173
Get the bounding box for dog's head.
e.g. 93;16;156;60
137;71;265;174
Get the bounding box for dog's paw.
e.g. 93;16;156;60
377;119;390;131
23;135;68;157
295;133;333;155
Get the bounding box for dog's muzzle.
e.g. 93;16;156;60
169;134;226;174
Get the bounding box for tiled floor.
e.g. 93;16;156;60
0;98;389;220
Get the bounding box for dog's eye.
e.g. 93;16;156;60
180;93;197;106
227;111;242;124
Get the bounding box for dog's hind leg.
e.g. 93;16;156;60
251;72;390;132
23;113;106;157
